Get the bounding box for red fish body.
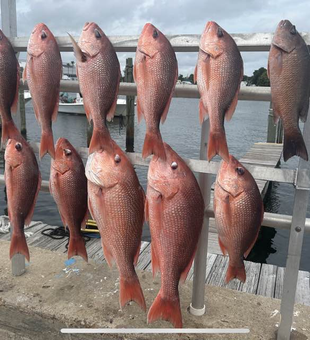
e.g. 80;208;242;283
146;143;204;328
134;23;178;160
268;20;310;161
5;139;41;261
195;21;243;162
69;22;120;154
86;138;146;310
25;23;62;159
214;155;263;283
50;138;88;262
0;29;22;144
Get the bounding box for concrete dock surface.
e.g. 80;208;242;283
0;240;309;340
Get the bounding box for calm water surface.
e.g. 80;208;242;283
1;98;309;271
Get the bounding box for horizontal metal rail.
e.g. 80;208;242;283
9;32;310;52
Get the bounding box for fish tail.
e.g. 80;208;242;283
89;127;112;154
283;129;308;162
119;275;146;311
1;119;21;145
207;130;229;162
225;263;246;283
142;130;166;160
68;235;88;262
40;129;55;159
147;290;182;328
10;232;30;262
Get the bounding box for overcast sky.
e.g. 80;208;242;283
2;0;310;76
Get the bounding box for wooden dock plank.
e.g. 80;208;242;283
257;263;277;298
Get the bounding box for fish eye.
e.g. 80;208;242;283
290;25;297;35
64;148;72;156
171;161;178;170
217;28;224;38
236;167;245;176
115;154;121;163
41;30;47;39
153;29;159;39
95;29;101;39
15;142;22;151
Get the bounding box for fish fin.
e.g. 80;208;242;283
199;99;208;124
207;130;229;162
11;62;20;114
32;98;41;124
68;235;88;262
40;130;55;159
1;120;21;145
10;232;30;262
147;291;182;328
23;64;27;82
160;67;178;124
142;130;166;160
299;99;309;123
133;242;141;266
102;242;115;267
244;227;260;259
68;33;85;63
88;196;95;220
119;275;146;311
273;110;280;124
283;129;308;161
226;263;246;283
136;98;144;123
180;251;196;283
144;197;149;222
52;95;59;122
151;243;160;277
225;88;239;121
106;69;121;122
194;64;197;83
218;237;228;256
25;171;41;226
89;127;112;154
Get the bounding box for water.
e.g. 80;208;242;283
1;98;309;271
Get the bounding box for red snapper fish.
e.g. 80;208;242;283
50;138;88;262
68;22;120;154
146;143;204;328
5;138;41;261
134;23;178;160
86;138;146;310
24;23;62;159
195;21;243;162
214;155;263;283
268;20;310;161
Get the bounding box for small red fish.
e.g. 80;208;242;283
5;138;41;261
214;155;263;283
25;23;62;159
134;23;178;160
146;143;204;328
50;138;88;262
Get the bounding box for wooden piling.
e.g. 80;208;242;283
124;58;135;152
267;102;276;143
19;67;26;137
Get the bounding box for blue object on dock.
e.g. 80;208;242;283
65;258;76;266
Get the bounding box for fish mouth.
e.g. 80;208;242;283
216;181;244;198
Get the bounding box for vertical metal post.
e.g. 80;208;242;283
124;58;135;152
267;102;276;143
190;118;212;315
277;118;310;339
1;0;25;276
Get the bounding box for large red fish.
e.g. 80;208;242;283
195;21;243;162
0;29;22;144
214;155;263;283
5;138;41;261
134;23;178;160
86;138;146;310
24;23;62;159
68;22;120;154
50;138;88;262
268;20;310;161
146;143;204;328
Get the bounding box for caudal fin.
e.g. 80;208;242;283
120;275;146;311
1;120;22;145
10;232;30;262
225;263;246;283
283;129;308;162
40;130;55;159
207;130;229;162
142;131;166;160
89;127;112;154
147;291;182;328
68;235;88;262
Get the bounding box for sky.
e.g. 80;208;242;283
2;0;310;77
